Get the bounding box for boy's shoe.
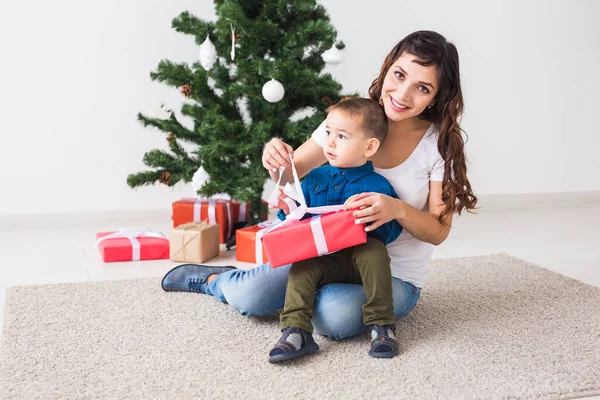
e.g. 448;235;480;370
161;264;236;294
268;327;320;363
368;324;399;358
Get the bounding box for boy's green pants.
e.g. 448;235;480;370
280;237;396;333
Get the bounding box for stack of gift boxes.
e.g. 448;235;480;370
95;198;366;267
95;197;272;265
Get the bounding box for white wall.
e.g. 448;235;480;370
1;0;599;216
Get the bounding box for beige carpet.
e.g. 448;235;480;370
1;254;599;400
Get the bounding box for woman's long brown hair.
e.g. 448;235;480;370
369;31;477;225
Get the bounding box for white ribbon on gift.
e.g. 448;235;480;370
263;155;345;257
253;220;279;264
309;215;329;256
187;198;233;239
95;229;167;261
238;202;247;222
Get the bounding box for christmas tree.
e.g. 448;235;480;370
127;0;345;219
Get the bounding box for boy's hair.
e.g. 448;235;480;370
327;97;388;143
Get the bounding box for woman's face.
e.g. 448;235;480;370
380;52;439;122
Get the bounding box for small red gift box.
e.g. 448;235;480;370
172;199;233;244
261;210;367;268
96;230;170;263
235;221;279;264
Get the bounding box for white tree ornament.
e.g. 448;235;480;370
191;165;210;194
262;79;285;103
199;36;217;71
191;166;232;199
321;46;344;65
230;24;236;61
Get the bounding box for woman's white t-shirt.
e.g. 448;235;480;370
311;121;444;288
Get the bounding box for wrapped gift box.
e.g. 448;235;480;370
231;200;269;224
261;210;367;268
235;221;279;264
170;222;220;263
96;230;169;263
172;199;233;244
172;198;270;244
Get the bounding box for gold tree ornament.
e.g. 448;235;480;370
179;84;193;97
322;96;334;106
159;172;171;185
167;133;175;144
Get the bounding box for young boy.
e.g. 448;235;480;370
269;98;403;363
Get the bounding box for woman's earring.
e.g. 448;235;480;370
378;97;384;106
428;104;433;109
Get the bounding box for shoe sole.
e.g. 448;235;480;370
268;344;320;363
161;264;236;292
368;350;399;358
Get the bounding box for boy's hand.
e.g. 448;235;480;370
269;189;292;215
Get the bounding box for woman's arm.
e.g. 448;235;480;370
345;181;452;246
263;137;327;184
396;181;452;245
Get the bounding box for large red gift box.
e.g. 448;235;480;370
261;210;367;268
96;231;170;263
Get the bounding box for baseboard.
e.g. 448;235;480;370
0;209;172;230
1;191;598;229
0;207;281;230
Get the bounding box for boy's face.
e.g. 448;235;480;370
324;110;380;168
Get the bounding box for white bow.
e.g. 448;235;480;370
267;155;343;226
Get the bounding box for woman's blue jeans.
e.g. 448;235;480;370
206;262;421;340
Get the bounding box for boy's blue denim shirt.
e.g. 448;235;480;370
277;161;402;245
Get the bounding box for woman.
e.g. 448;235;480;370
162;30;477;342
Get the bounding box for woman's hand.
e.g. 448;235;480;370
343;194;366;210
262;138;294;172
344;192;403;232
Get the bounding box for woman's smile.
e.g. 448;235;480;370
389;96;411;112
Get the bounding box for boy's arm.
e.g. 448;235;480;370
368;217;402;246
300;175;312;209
277;172;313;221
276;208;287;221
299;174;314;220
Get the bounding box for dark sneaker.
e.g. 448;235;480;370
268;326;320;363
161;263;236;294
368;324;399;358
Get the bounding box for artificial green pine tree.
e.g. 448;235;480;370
127;0;345;219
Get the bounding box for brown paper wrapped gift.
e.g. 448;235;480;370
169;222;220;263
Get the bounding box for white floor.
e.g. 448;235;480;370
1;194;599;399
